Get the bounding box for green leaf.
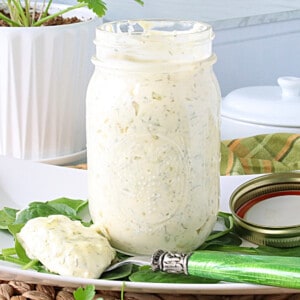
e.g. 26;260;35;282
14;202;60;224
101;264;133;280
14;238;31;262
0;207;18;229
8;223;24;235
1;248;16;256
200;232;242;250
219;211;234;227
22;259;40;270
73;285;96;300
198;212;242;250
47;203;78;218
0;197;92;275
77;0;107;17
255;245;300;257
199;243;300;257
14;199;88;224
7;223;30;262
0;0;143;26
129;266;219;284
47;198;87;213
3;207;19;219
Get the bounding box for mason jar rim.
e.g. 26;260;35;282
97;19;213;38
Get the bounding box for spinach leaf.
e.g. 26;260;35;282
101;264;133;280
198;211;242;250
255;245;300;257
14;239;31;262
200;232;242;250
6;223;30;262
14;198;88;224
47;198;88;214
129;266;219;284
0;207;19;229
15;202;61;224
199;244;300;257
0;198;89;273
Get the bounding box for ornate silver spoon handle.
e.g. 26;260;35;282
151;249;300;289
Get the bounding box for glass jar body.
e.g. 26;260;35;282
86;20;221;255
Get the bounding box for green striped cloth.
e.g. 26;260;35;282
220;133;300;176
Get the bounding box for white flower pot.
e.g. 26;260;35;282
0;4;100;164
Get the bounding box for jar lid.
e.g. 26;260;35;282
230;172;300;248
221;76;300;127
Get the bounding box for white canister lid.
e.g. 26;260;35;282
221;76;300;127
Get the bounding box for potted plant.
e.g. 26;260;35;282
0;0;142;165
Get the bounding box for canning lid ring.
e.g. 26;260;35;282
229;172;300;248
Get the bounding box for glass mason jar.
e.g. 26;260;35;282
86;20;221;255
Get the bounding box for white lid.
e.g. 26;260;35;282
221;76;300;127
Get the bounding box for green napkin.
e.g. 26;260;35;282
220;133;300;176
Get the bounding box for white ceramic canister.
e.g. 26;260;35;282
221;76;300;140
86;20;221;255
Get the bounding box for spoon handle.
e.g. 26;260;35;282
152;250;300;289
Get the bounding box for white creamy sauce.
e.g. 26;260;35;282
17;215;116;278
87;20;220;255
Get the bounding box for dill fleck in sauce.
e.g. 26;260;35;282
86;20;221;255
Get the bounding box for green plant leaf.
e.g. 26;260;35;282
3;207;18;219
47;198;90;224
14;238;31;262
129;266;219;284
200;232;242;250
7;223;24;235
255;245;300;257
47;198;87;213
14;199;88;224
14;202;61;224
73;285;96;300
77;0;107;17
0;207;19;229
0;0;143;26
101;264;133;280
6;223;30;262
0;198;91;274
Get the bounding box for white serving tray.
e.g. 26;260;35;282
0;155;298;295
